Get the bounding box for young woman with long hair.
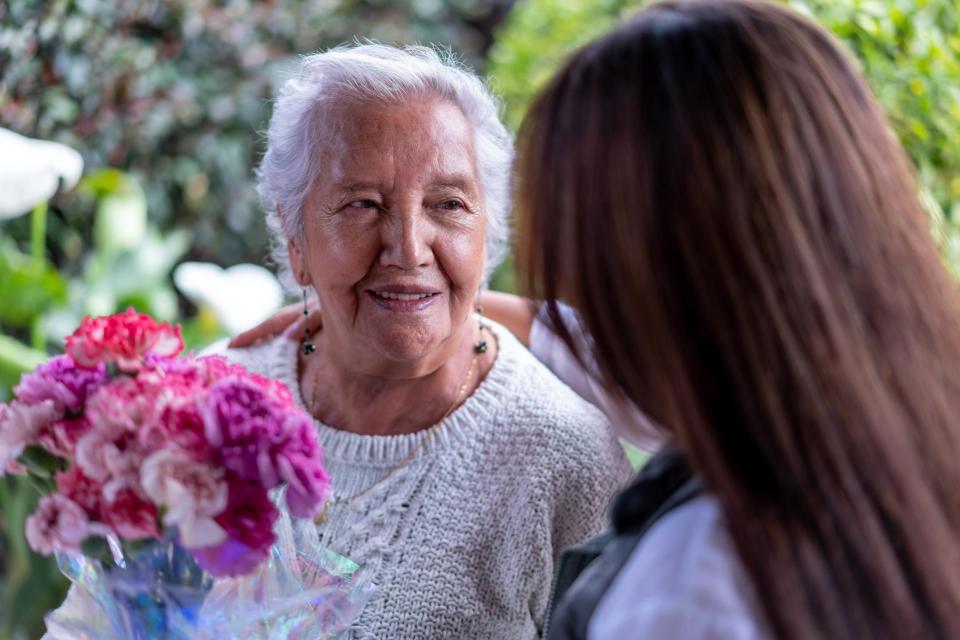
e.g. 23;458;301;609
517;0;960;637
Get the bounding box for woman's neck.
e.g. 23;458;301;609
299;323;495;436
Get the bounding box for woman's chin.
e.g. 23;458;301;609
345;307;472;374
361;327;450;372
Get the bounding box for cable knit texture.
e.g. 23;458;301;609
223;321;633;639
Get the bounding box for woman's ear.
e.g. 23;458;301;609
288;236;309;286
280;203;310;286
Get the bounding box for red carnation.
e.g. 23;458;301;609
65;308;184;371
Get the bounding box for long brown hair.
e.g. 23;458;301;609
515;1;960;637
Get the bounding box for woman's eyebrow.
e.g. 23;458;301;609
333;181;382;192
430;174;475;191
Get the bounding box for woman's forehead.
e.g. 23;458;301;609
316;97;480;189
321;96;473;147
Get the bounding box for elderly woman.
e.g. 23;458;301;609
223;44;629;639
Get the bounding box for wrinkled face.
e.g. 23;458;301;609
289;96;486;375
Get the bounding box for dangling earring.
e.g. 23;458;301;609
474;305;488;354
301;288;316;355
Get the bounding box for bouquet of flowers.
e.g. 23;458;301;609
0;309;373;639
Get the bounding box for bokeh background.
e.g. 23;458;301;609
1;0;958;636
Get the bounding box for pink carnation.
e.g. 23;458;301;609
65;308;183;371
144;352;199;374
196;356;294;406
14;356;108;414
142;356;210;393
84;375;161;435
141;448;228;548
246;373;295;407
25;494;91;555
199;375;328;517
56;466;106;520
39;416;93;459
195;355;248;384
101;488;160;540
8;356;106;460
279;453;330;519
200;377;290;487
57;466;157;541
135;368;213;459
75;426;144;500
75;381;151;498
277;419;331;519
0;400;58;472
192;475;277;577
141;399;212;461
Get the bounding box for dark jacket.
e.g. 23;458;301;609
545;447;701;640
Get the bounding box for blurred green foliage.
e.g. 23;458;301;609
0;169;189;367
488;0;632;130
489;0;960;268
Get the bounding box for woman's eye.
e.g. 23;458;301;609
439;200;464;211
348;200;378;210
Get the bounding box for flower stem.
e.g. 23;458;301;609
30;201;47;265
29;202;48;351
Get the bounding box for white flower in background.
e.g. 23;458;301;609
174;262;284;334
0;127;83;219
94;172;147;254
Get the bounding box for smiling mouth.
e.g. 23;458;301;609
366;289;442;312
370;291;439;301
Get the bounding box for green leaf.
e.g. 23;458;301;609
0;239;68;327
0;334;45;388
80;535;113;565
18;446;65;480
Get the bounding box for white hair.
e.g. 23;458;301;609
257;44;515;294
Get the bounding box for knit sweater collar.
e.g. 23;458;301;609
267;320;521;465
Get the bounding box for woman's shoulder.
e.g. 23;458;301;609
491;322;617;442
485;322;632;488
589;495;767;639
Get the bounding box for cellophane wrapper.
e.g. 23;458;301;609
43;510;375;639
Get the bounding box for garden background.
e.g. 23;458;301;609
1;0;958;636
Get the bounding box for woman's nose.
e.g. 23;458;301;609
379;208;434;269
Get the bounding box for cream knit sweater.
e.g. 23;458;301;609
226;322;632;639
